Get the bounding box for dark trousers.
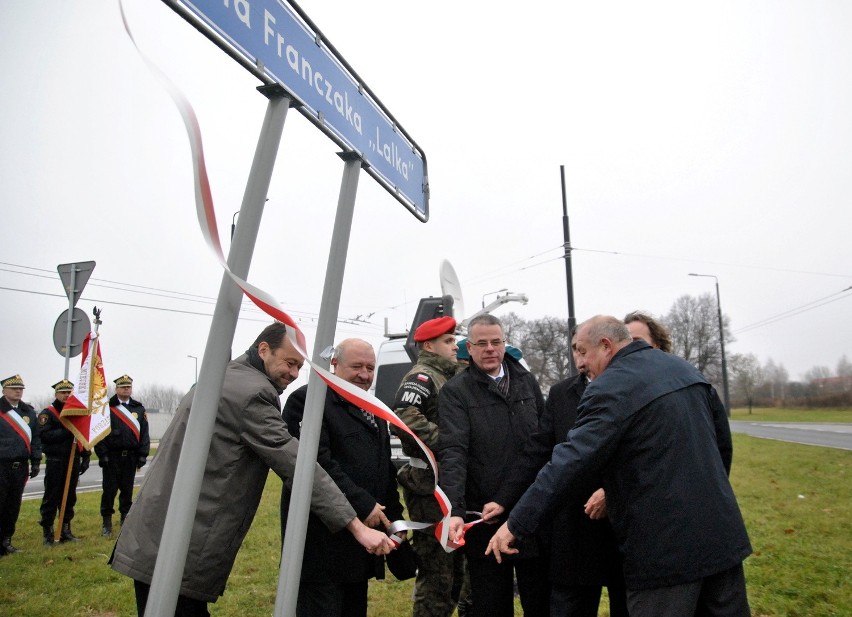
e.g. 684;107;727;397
101;453;136;517
467;556;550;617
40;454;81;526
0;460;28;539
297;580;368;617
626;563;750;617
551;580;629;617
134;579;210;617
411;529;467;617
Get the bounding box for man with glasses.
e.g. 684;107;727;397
438;314;549;617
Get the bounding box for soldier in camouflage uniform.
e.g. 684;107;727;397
392;316;470;617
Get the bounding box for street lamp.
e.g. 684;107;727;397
688;273;731;416
187;354;198;384
481;288;508;308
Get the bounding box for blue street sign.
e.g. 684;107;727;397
171;0;429;220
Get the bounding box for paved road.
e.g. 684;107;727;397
730;421;852;451
23;460;150;501
23;423;848;499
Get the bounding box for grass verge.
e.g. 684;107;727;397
1;435;849;616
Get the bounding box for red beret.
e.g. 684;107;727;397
413;316;457;342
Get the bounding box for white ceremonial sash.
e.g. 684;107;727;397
4;409;32;445
113;403;141;438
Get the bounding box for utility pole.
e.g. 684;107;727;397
560;165;578;376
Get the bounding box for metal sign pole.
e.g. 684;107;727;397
275;153;362;617
144;87;290;617
63;265;77;379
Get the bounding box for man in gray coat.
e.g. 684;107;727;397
111;322;394;617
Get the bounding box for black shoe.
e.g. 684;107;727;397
60;523;80;543
1;537;21;553
102;516;113;538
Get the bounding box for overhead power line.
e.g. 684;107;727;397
0;285;384;333
734;286;852;334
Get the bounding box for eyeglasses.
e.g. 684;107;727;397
468;339;506;349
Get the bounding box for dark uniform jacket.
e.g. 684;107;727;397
0;397;41;466
438;355;545;558
94;395;150;466
508;341;751;590
501;374;622;586
282;385;403;583
39;400;91;462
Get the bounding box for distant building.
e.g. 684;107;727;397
811;376;852;393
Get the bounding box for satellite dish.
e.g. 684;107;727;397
439;260;465;321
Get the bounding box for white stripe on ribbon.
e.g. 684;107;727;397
113;403;141;438
118;2;474;551
3;409;32;447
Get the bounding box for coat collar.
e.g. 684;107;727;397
417;350;459;378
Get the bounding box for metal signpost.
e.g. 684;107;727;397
56;261;96;378
147;3;428;616
145;86;291;617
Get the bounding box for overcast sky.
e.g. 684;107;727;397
2;0;850;401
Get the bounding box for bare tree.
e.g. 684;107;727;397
837;355;852;379
730;353;764;414
664;293;734;388
762;358;789;405
498;312;527;350
116;384;187;413
26;394;54;412
518;316;572;390
498;313;571;393
802;366;832;382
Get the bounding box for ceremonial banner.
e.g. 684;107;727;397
61;333;111;450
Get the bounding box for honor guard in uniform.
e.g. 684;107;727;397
95;374;149;537
391;317;471;617
38;379;91;545
1;374;42;555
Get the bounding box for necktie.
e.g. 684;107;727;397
496;373;509;396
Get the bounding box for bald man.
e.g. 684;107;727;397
487;316;751;617
282;339;403;617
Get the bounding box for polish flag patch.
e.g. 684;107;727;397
416;374;430;382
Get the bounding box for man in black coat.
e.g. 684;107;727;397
487;315;751;617
38;379;91;544
496;329;627;617
0;374;41;555
281;338;403;617
94;374;149;537
439;314;549;617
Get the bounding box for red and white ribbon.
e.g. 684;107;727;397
119;1;475;551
